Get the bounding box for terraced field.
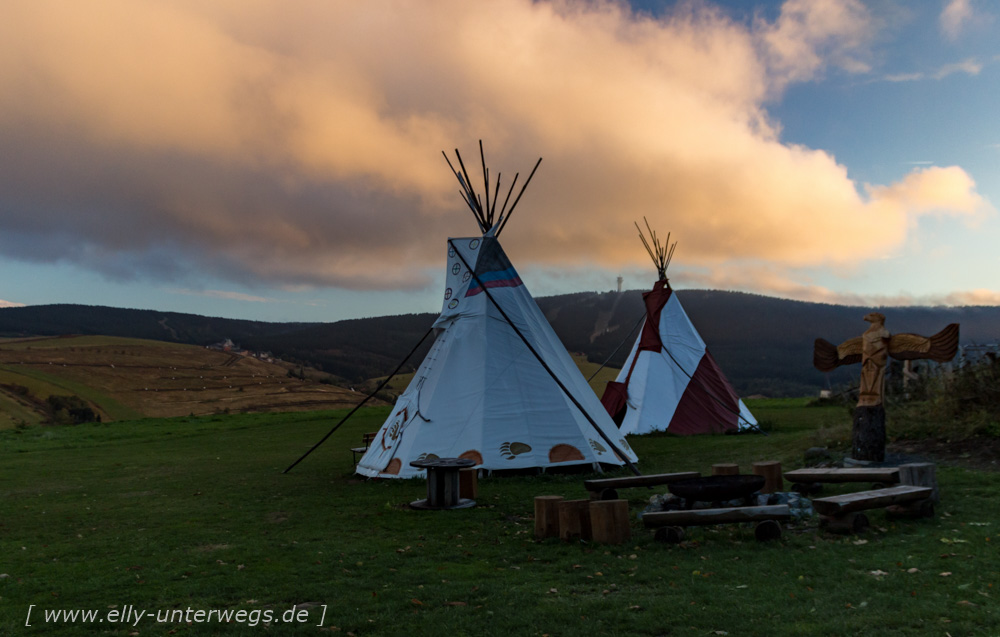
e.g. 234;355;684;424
0;335;369;427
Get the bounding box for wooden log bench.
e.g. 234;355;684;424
812;485;933;533
784;467;899;494
583;471;700;500
642;504;792;543
350;432;378;464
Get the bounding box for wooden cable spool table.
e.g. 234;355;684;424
409;458;477;510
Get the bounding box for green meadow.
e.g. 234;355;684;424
1;400;997;636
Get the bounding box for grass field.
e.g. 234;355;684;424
1;400;997;636
0;336;367;428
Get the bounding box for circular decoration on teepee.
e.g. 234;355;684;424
444;288;453;300
462;271;471;282
548;444;585;463
448;299;459;309
459;450;483;465
451;263;461;275
469;238;480;249
448;246;456;257
381;458;402;475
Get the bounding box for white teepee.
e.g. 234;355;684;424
357;147;637;478
600;223;756;436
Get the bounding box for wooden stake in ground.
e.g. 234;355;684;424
813;313;959;462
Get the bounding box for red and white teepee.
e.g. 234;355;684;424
600;223;756;436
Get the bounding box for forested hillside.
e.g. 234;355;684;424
3;292;998;397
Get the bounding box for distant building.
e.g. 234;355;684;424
207;338;236;352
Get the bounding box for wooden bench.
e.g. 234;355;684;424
643;504;792;543
784;467;899;494
351;432;378;464
812;485;933;533
584;471;700;500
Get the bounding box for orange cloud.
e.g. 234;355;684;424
867;166;987;218
0;0;992;294
677;264;1000;308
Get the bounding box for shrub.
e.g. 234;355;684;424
46;395;99;425
897;356;1000;439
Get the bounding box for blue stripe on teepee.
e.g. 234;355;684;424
465;267;523;296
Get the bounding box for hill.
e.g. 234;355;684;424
2;292;999;397
0;335;369;428
560;290;1000;397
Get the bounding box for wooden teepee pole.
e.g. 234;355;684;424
442;143;541;236
635;217;676;281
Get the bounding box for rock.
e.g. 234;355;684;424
804;447;832;465
640;493;684;518
756;491;814;520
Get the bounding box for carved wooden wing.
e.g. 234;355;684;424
889;323;960;362
813;336;862;372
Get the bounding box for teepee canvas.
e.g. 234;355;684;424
600;223;756;436
357;146;637;479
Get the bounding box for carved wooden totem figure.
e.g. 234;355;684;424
813;313;959;462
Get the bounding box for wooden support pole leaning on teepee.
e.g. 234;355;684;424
479;140;491;226
495;158;542;237
447;239;640;476
282;326;435;474
490;171;502;222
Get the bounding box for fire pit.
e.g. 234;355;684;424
668;475;765;509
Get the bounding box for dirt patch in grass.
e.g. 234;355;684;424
889;436;1000;472
194;544;231;552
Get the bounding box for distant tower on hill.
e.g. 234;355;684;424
616;276;623;294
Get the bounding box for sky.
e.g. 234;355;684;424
0;0;998;323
